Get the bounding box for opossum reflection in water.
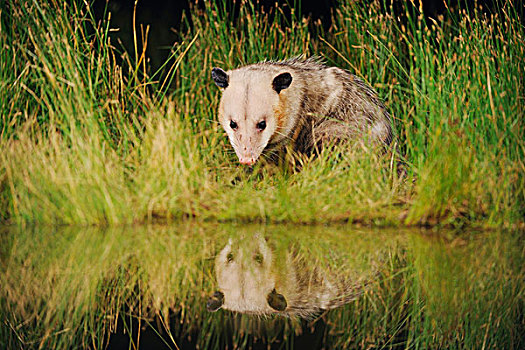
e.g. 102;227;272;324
206;235;377;318
211;57;393;165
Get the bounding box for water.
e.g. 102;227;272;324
1;224;523;349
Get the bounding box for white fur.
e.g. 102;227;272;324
219;69;283;164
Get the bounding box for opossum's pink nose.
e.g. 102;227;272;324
239;157;256;166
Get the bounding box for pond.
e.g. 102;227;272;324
1;224;523;349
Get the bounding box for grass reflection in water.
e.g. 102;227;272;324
1;224;523;349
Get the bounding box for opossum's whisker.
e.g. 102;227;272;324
260;150;280;162
264;148;279;156
260;150;277;160
265;147;281;156
273;130;293;141
259;153;272;161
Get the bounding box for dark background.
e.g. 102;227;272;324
91;0;513;73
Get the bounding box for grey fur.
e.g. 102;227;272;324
213;57;393;164
210;234;379;318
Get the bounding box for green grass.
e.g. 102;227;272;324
1;224;523;349
0;0;523;228
1;2;523;347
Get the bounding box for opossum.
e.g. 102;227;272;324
206;234;377;318
211;57;392;165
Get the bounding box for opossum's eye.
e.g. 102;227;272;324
256;120;266;131
229;120;238;131
226;252;234;262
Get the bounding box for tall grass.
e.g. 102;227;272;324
1;224;523;348
0;0;523;227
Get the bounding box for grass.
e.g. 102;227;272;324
1;2;523;348
1;223;523;349
0;0;523;228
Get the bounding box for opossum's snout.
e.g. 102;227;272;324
239;156;256;166
237;145;260;165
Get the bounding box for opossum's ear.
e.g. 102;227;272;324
272;72;292;94
206;291;224;312
267;288;287;311
211;68;229;88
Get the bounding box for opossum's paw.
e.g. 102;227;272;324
396;160;408;179
229;166;255;185
229;175;241;186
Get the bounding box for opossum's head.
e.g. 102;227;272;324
212;67;293;165
207;235;288;314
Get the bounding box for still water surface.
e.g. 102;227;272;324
1;224;523;349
